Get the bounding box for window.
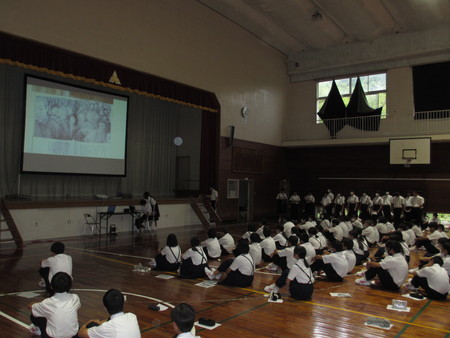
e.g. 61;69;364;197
316;73;387;123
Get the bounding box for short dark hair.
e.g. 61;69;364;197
234;240;250;255
208;228;217;238
288;235;298;246
171;303;195;332
103;289;124;315
167;234;178;247
386;240;402;254
342;238;354;250
431;256;444;266
250;232;261;243
299;233;309;244
190;237;200;247
51;272;72;293
294;245;306;259
139;199;147;206
51;242;65;255
429;222;438;229
332;240;343;252
263;226;271;238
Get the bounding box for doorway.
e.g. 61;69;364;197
238;179;254;223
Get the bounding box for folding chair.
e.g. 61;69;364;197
83;213;100;234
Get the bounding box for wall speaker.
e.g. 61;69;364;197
228;125;235;147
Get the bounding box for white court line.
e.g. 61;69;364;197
68;247;152;260
0;310;29;329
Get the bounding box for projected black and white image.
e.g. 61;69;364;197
34;96;111;143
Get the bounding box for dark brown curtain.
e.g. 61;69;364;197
200;110;220;194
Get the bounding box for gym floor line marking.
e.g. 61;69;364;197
68;247;152;260
238;287;450;334
0;310;29;329
394;299;432;337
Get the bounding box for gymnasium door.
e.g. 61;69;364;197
238;179;254;223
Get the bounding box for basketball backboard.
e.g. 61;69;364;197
389;137;430;166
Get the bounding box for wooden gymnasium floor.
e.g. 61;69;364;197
0;223;449;337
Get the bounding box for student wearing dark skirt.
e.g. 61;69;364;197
264;246;315;300
310;240;349;282
349;229;369;265
205;240;254;287
153;234;181;271
179;237;209;279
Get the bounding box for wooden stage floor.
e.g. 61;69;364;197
0;224;448;337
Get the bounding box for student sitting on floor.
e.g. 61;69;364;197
242;222;258;241
405;256;449;300
311;240;349;282
260;226;276;262
283;218;296;238
179;237;209;279
342;238;356;274
273;224;288;250
205;240;255;287
411;238;450;275
255;219;268;240
249;233;262;266
414;222;445;256
308;227;327;255
437;224;449;239
323;219;344;245
349;229;369;265
79;289;140;338
361;219;379;246
269;235;299;272
373;232;410;264
298;233;316;266
28;272;80;338
152;234;181;271
355;240;408;290
264;246;315;300
171;303;197;338
218;227;236;256
411;220;423;238
39;241;73;294
201;229;221;259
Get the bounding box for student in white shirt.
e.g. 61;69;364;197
283;220;296;238
392;192;405;226
205;240;254;287
209;186;218;211
358;192;371;220
334;193;345;217
276;189;289;221
289;192;301;222
171;303;196;338
407;256;449;300
79;289;141;338
355;241;408;290
143;192;159;230
311;240;349;282
321;193;332;217
414;222;444;255
413;238;450;275
260;227;276;262
304;192;316;218
371;192;382;217
255;220;267;240
399;223;416;247
273;224;288;250
201;229;221;259
308;227;327;255
271;236;298;271
29;272;80;338
437;224;448;239
249;233;262;266
265;246;314;300
299;233;316;266
179;237;209;279
39;241;72;294
349;229;369;265
153;234;181;271
135;199;151;232
242;222;258;241
411;221;423;237
381;191;393;219
362;219;379;245
375;217;389;237
346;191;359;218
323;219;344;244
410;190;425;223
219;228;236;255
342;238;356;273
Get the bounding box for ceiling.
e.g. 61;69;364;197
196;0;450;81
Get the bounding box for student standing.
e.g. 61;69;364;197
289;192;301;222
276;189;289;222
